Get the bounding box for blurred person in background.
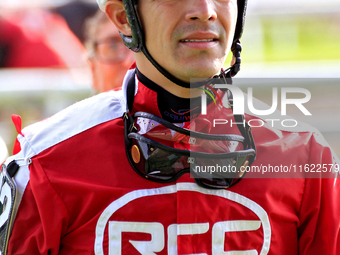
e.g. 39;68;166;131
84;9;134;92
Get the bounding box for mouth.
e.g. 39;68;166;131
178;31;219;50
179;38;219;50
180;39;217;43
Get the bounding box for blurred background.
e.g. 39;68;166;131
237;0;340;156
0;0;339;159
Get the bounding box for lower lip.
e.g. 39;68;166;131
180;40;218;50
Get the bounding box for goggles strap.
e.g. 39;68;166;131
123;72;138;147
224;84;256;162
225;88;251;148
126;70;137;113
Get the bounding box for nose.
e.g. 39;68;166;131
185;0;217;22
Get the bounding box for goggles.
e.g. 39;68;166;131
124;112;256;189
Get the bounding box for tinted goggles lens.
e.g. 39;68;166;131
126;113;256;188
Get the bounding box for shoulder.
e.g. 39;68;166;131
16;89;126;159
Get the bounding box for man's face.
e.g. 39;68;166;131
137;0;238;82
90;19;134;92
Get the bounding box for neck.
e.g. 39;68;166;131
136;69;208;122
135;52;206;99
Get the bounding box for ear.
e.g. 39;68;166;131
105;0;132;37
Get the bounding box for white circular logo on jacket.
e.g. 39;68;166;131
95;182;271;255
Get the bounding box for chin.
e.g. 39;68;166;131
185;59;223;77
186;67;221;80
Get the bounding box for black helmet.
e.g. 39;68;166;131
98;0;248;86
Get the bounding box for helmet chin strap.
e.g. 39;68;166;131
140;40;242;89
